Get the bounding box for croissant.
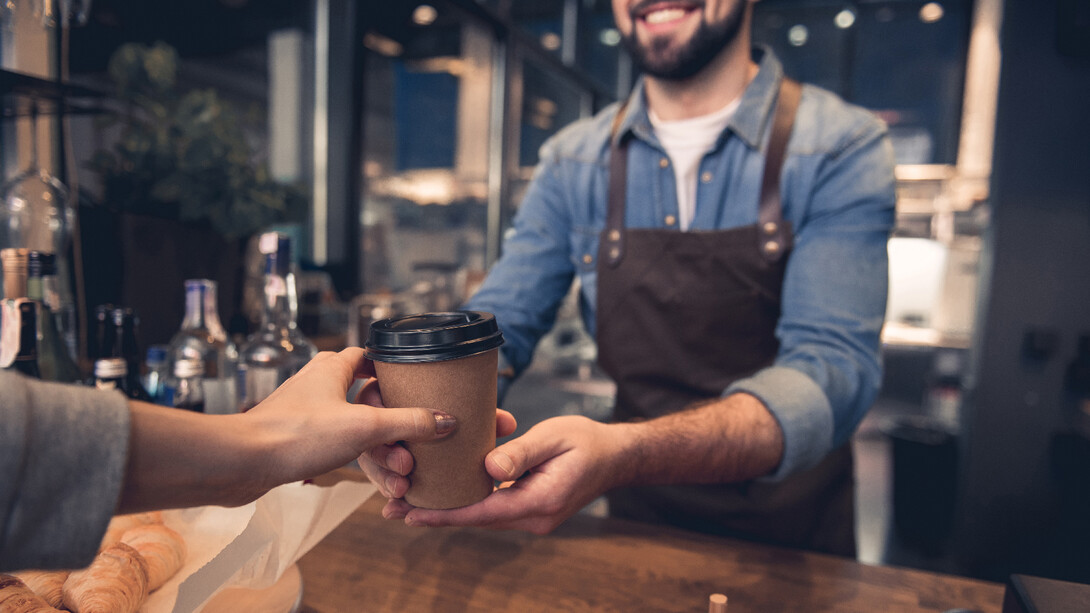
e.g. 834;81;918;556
120;523;187;591
0;574;64;612
62;542;149;613
99;511;164;551
9;570;68;608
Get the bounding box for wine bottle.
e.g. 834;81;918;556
1;247;28;299
237;232;317;410
113;307;143;381
94;307;152;401
26;251;81;382
93;357;145;399
1;298;42;378
88;303;115;364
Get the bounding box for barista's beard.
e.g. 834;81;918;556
620;3;747;81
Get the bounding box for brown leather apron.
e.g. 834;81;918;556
596;78;856;557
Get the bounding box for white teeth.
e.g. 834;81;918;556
644;8;687;24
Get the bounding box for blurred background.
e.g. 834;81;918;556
2;0;1088;586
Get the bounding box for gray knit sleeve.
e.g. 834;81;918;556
0;371;131;571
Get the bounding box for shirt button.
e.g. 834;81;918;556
608;229;621;241
701;172;713;183
764;241;781;254
659;157;669;168
665;215;677;226
582;253;593;264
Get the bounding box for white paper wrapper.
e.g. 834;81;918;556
139;477;376;613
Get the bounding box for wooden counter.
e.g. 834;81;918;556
297;494;1004;612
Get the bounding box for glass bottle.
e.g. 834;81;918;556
164;357;206;412
1;298;42;378
1;247;28;299
35;249;77;360
167;279;238;413
142;344;170;405
92;308;152;401
237;232;317;411
26;251;81;382
0;101;71;260
93;356;150;400
112;307;144;383
88;303;115;363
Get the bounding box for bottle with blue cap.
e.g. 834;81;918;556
142;344;169;404
237;231;317;410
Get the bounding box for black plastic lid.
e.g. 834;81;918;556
365;311;504;363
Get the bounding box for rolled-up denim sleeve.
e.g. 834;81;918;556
0;372;130;571
726;366;833;480
738;111;896;481
466;147;579;381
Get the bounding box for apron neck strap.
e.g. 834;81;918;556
605;103;631;267
604;77;802;268
757;78;801;262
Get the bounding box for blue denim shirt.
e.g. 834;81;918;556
466;47;896;480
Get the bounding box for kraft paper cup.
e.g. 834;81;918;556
365;311;504;509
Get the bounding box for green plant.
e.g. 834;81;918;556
88;41;307;238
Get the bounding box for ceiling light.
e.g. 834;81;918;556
412;4;438;26
599;28;621;46
919;2;944;23
362;32;403;57
787;24;808;47
541;32;562;51
834;9;856;29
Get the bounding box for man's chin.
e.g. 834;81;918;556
635;52;711;81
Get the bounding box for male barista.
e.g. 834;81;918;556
364;0;895;556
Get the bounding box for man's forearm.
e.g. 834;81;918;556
611;392;785;487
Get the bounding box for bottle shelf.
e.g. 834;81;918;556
0;68;108;119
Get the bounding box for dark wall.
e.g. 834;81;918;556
954;0;1090;583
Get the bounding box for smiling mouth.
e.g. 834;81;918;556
634;2;700;27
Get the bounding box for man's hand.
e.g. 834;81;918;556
356;374;517;500
380;415;634;535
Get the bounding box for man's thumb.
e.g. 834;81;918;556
485;443;529;481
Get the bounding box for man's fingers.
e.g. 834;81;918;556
403;487;521;528
496;409;517;437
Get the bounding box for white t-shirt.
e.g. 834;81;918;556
649;98;740;230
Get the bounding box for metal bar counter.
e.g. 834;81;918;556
296;492;1004;612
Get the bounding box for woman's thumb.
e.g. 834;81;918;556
375;408;457;443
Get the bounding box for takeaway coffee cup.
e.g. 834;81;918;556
364;311;504;509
